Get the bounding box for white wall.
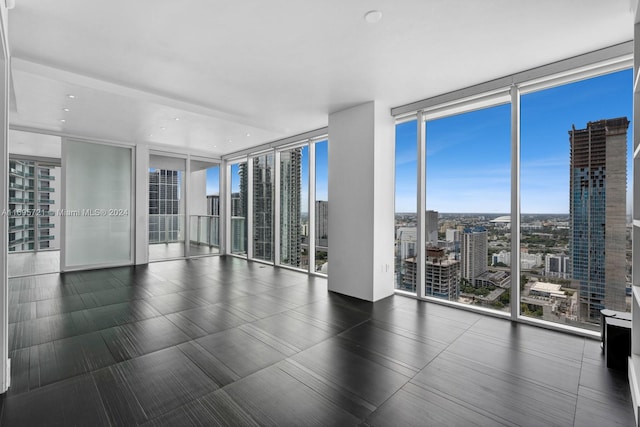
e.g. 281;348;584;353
328;101;394;302
189;169;207;215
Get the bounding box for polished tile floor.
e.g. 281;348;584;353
8;250;59;278
0;256;634;426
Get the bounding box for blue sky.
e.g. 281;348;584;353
395;68;633;214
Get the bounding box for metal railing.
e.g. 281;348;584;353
148;214;184;243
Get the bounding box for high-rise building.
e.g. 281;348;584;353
425;247;459;300
8;160;58;252
230;163;248;254
460;226;488;286
253;155;274;261
315;200;328;246
402;248;460;299
426;210;438;246
569;117;628;322
149;169;180;243
280;148;302;267
206;194;220;216
545;253;570;279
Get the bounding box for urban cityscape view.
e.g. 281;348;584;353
395;69;633;331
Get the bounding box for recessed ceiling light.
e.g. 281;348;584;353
160;127;166;131
174;117;180;121
227;139;232;143
364;10;382;24
67;94;75;99
149;134;153;137
246;133;251;137
59;119;66;123
63;108;70;112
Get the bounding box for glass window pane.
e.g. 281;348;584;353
395;120;418;293
280;145;308;269
520;69;632;330
315;140;328;274
189;160;220;256
148;156;185;261
425;104;511;310
253;153;274;262
230;161;247;256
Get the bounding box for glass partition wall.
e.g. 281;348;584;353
393;61;632;335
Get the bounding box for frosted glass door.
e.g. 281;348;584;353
63;140;132;268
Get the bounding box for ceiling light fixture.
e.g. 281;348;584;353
364;10;382;24
174;117;180;121
246;133;251;137
63;108;70;112
160;127;166;131
67;94;75;99
59;119;66;123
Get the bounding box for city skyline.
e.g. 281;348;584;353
395;68;633;214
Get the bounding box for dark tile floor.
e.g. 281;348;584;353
0;256;634;426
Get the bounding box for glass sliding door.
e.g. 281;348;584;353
189;159;220;256
63;139;132;269
230;161;248;256
279;145;308;269
148;154;186;260
252;153;274;262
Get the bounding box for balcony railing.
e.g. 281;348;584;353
231;216;246;254
149;214;184;244
189;215;220;249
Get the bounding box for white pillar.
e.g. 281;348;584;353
328;101;395;302
135;144;149;265
0;3;10;393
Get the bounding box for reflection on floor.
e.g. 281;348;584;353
148;242;185;260
149;242;220;260
8;251;59;278
0;256;634;426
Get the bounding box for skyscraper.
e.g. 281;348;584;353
425;210;439;246
460;226;488;286
569;117;628;322
280;148;302;267
148;169;180;243
252;155;274;261
315;200;329;245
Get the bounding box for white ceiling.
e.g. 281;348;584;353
6;0;636;157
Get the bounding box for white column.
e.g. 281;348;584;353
0;2;9;394
135;144;149;265
328;101;395;301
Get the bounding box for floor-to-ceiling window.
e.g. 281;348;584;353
188;159;220;257
252;153;274;262
7;131;62;277
520;68;632;330
423;104;511;310
394;120;418;293
230;160;248;256
314;139;329;274
279;145;308;270
393;56;632;334
148;154;186;261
